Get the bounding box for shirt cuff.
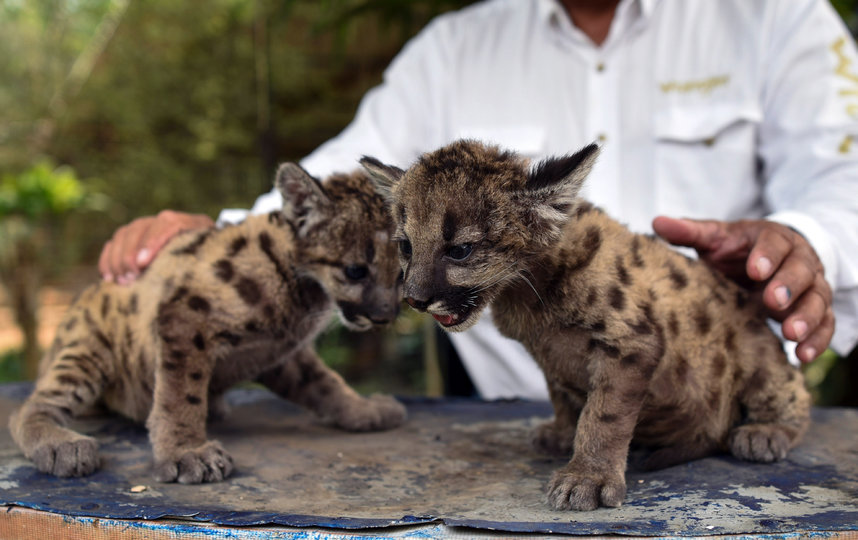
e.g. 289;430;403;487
216;189;284;227
765;210;839;288
216;208;249;227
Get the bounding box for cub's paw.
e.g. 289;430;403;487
728;424;791;463
334;394;407;432
154;440;234;484
546;463;626;511
530;420;575;457
30;433;100;477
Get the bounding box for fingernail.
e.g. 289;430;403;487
124;272;135;283
774;286;791;307
804;347;817;362
756;256;772;278
136;248;150;266
792;320;808;340
103;273;114;283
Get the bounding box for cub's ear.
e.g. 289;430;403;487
519;143;600;245
527;143;599;198
275;162;331;236
359;156;404;201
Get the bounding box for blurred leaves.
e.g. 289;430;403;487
0;0;473;232
312;0;476;50
317;307;427;396
0;349;24;382
803;348;858;407
1;0;855;399
0;161;103;270
0;161;95;218
832;0;858;33
0;0;474;274
0;161;102;378
0;0;472;390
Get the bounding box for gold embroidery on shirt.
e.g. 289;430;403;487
660;75;729;95
830;37;858;154
832;37;858;86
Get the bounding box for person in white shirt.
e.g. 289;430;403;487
99;0;857;400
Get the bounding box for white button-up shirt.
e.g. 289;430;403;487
223;0;858;399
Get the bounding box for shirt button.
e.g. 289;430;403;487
597;133;607;143
596;62;605;72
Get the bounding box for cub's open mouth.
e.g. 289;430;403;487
431;307;472;328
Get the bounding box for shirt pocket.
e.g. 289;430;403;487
653;104;763;220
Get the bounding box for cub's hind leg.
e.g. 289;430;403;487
9;325;114;477
257;347;406;432
728;351;811;463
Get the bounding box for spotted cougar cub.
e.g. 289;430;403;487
10;164;406;482
361;140;810;511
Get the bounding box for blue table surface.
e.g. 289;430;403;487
1;382;856;536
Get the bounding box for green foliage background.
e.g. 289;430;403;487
1;0;472;240
0;0;856;401
0;0;473;394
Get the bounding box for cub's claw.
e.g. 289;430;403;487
334;394;407;432
154;440;234;483
30;434;100;477
546;464;626;511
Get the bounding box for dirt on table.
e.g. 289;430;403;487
1;384;856;536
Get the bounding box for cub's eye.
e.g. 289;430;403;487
399;239;412;259
447;244;473;261
344;264;369;281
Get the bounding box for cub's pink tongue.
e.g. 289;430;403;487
433;313;456;326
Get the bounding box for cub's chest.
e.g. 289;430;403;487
208;301;334;389
210;338;299;389
491;300;565;355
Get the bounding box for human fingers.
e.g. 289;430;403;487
99;216;156;283
751;229;818;313
794;306;835;363
654;216;755;280
136;210;214;269
97;238;114;281
744;223;801;283
652;216;729;251
98;211;213;284
747;224;832;355
774;271;833;346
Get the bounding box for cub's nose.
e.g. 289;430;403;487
405;297;430;311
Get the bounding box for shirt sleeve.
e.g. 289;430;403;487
300;18;454;178
758;0;858;354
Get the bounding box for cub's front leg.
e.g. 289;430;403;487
546;340;658;511
257;347;406;432
146;315;234;484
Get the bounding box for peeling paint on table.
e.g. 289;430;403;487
1;382;856;536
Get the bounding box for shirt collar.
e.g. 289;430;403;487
538;0;660;31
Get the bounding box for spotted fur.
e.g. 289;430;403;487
9;164;406;482
362;140;810;511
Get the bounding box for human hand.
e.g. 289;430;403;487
98;210;214;284
652;216;834;363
